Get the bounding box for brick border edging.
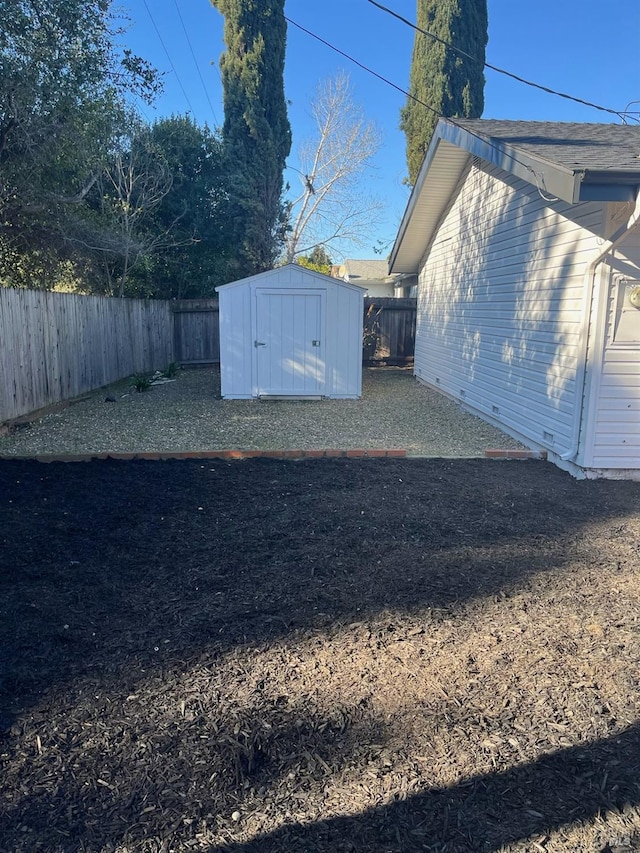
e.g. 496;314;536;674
0;449;549;463
0;448;408;463
484;449;547;460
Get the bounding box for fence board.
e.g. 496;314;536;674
0;289;173;423
0;290;415;423
363;297;416;365
172;300;220;365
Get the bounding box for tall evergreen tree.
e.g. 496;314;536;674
211;0;291;277
400;0;488;186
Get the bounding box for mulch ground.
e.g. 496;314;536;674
1;457;639;853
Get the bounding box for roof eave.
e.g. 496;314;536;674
389;119;640;276
389;119;585;274
437;120;583;204
389;130;471;274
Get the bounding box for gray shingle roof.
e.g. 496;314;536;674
343;259;390;280
455;120;640;174
390;119;640;275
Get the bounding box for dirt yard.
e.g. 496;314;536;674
1;457;639;853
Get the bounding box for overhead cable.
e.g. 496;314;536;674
142;0;197;118
171;0;219;126
366;0;634;122
284;16;624;200
285;17;440;119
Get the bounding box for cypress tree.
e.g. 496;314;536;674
211;0;291;276
400;0;488;186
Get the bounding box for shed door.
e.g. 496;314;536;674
255;290;325;396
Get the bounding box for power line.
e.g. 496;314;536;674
366;0;635;122
133;97;152;124
285;17;440;118
141;0;197;118
171;0;220;126
284;17;528;168
283;16;623;200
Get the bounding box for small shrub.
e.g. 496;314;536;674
162;362;180;378
132;374;152;393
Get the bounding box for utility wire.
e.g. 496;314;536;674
141;0;197;118
366;0;635;122
286;17;440;118
284;16;620;202
133;97;152;124
171;0;220;126
285;17;533;172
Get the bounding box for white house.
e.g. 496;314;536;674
390;119;640;479
334;259;416;298
216;264;365;399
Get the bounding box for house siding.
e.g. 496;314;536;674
414;163;605;456
584;215;640;468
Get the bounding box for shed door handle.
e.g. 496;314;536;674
312;340;321;347
254;340;267;347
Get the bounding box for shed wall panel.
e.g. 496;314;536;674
328;285;363;397
414;163;605;455
217;266;363;399
218;284;253;398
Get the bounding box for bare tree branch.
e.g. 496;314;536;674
284;72;384;263
95;133;173;295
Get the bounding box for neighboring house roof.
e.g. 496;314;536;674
390;119;640;274
341;259;390;281
337;259;409;290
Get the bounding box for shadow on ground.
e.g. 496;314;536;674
1;457;639;852
208;720;640;852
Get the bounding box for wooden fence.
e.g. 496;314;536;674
363;297;416;365
0;289;416;424
172;300;220;365
171;296;417;367
0;288;173;423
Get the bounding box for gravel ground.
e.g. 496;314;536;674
0;366;526;457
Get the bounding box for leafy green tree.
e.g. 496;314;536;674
211;0;291;278
296;245;333;276
400;0;488;185
128;116;236;298
0;0;159;289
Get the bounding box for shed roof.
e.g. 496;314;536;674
215;263;366;293
390;119;640;274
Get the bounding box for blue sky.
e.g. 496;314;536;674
116;0;640;260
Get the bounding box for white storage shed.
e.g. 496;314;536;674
216;264;365;399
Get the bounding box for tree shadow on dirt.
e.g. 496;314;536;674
2;684;639;852
1;457;639;851
207;719;640;853
0;457;638;720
